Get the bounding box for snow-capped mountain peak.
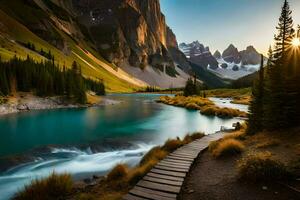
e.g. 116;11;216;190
179;41;263;80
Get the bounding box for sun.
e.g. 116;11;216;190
292;37;300;47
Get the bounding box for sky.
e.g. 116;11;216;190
160;0;300;55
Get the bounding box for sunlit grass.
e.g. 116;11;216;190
209;138;245;158
14;173;73;200
158;95;247;118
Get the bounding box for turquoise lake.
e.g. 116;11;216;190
0;94;246;200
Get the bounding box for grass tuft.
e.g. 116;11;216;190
237;152;290;182
209;139;245;158
14;172;73;200
162;139;184;152
106;164;129;182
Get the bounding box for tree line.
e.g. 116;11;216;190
0;56;105;104
248;0;300;133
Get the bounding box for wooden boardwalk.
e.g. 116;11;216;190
123;133;224;200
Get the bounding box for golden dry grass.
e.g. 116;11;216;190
237;151;290;182
205;88;251;98
158;95;247;118
106;164;129;182
158;96;213;110
231;96;252;105
14;173;73;200
209;139;245;158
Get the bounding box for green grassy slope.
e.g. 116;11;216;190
0;4;140;93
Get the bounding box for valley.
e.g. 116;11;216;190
0;0;299;200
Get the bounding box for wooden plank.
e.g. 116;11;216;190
143;176;183;186
157;162;190;169
159;161;191;168
166;154;194;159
151;168;186;178
163;158;193;165
167;155;194;161
170;153;197;158
176;149;199;153
123;193;148;200
133;186;177;198
173;150;199;154
155;165;189;173
147;172;184;182
130;188;176;200
137;180;181;194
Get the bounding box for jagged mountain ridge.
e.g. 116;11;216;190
179;41;263;80
0;0;192;89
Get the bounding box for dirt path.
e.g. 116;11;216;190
179;150;299;200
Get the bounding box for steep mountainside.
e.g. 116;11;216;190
0;0;191;90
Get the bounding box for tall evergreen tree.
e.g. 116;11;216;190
273;0;294;60
248;55;265;134
263;0;294;130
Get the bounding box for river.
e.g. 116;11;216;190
0;94;247;200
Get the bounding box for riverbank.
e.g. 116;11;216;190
179;126;300;200
0;92;119;116
13;133;206;200
205;88;252;105
157;95;248;118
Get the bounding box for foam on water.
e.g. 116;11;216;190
0;143;153;200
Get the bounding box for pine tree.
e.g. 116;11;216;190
273;0;294;60
263;0;295;130
248;55;265;134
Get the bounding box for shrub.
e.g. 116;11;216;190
210;139;245;158
162;139;184;152
185;103;201;110
106;164;128;182
14;173;73;200
200;106;216;116
237;152;290;182
183;132;205;144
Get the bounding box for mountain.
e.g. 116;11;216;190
179;41;219;70
222;44;241;64
0;0;191;90
179;41;263;80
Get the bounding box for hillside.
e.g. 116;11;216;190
0;0;194;91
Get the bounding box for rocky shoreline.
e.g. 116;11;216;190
0;93;120;116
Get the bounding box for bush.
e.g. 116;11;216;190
200;106;247;118
106;164;128;182
185;103;201;110
14;173;73;200
162;139;184;152
210;139;245;158
237;152;290;182
183;132;205;144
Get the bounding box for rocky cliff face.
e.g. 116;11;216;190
222;44;241;64
73;0;184;71
179;41;219;70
